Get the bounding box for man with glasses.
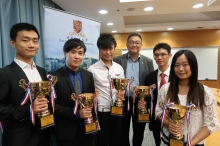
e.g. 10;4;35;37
141;42;172;146
113;33;154;146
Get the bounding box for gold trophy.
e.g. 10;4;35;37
19;76;57;130
167;104;187;146
135;85;156;122
71;92;99;134
109;77;129;116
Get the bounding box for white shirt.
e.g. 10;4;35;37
157;66;170;92
88;59;124;109
14;58;42;82
155;83;220;145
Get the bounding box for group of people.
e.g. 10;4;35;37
0;22;219;146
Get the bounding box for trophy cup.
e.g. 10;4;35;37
19;76;58;130
71;92;99;134
167;104;187;146
135;85;156;122
109;77;130;116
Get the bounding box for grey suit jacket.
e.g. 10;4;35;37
113;52;154;85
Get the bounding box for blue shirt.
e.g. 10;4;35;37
66;66;83;94
126;53;140;96
126;53;140;86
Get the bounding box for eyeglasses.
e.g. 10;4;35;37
127;41;142;46
153;53;169;58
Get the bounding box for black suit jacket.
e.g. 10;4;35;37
144;69;160;130
50;66;95;141
0;61;50;146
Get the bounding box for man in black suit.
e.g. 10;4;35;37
143;42;172;146
113;33;154;146
50;38;95;146
0;23;51;146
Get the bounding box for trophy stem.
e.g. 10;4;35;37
38;109;50;118
170;120;184;140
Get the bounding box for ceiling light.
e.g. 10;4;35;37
99;10;108;14
167;27;173;30
107;23;113;26
137;29;142;32
112;30;117;33
193;4;204;8
144;7;154;11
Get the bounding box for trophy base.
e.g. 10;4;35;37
39;114;55;130
170;136;185;146
111;106;124;116
85;122;97;134
137;113;150;122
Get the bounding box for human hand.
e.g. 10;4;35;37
32;96;49;114
80;107;92;119
116;91;125;100
138;100;146;110
168;122;181;136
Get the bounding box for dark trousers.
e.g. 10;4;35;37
151;119;161;146
120;99;147;146
56;122;93;146
97;111;122;146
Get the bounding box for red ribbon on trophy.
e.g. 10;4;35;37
20;82;35;125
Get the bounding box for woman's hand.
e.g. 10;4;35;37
168;122;182;136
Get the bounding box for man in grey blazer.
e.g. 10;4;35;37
113;33;154;146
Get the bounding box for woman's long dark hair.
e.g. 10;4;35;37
167;50;204;110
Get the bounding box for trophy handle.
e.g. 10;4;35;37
52;76;58;86
130;76;135;84
95;90;100;98
151;84;156;90
71;93;77;101
19;79;28;91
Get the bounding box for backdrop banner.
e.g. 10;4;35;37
44;6;101;72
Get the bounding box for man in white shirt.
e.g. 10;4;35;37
88;33;124;146
140;42;172;146
0;23;51;146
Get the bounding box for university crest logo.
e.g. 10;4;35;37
73;20;82;33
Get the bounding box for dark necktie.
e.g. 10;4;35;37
74;72;81;95
159;73;166;89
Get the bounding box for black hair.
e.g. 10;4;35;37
127;33;142;42
10;22;40;41
97;33;117;50
153;42;171;54
167;49;204;110
63;38;86;53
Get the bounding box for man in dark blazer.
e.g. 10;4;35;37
144;42;172;146
113;33;154;146
0;23;51;146
50;38;95;146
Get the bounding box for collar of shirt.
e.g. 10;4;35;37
128;53;140;61
157;66;170;78
65;64;80;74
14;58;36;69
99;58;113;68
65;65;83;93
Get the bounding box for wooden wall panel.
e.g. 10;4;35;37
112;29;220;88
